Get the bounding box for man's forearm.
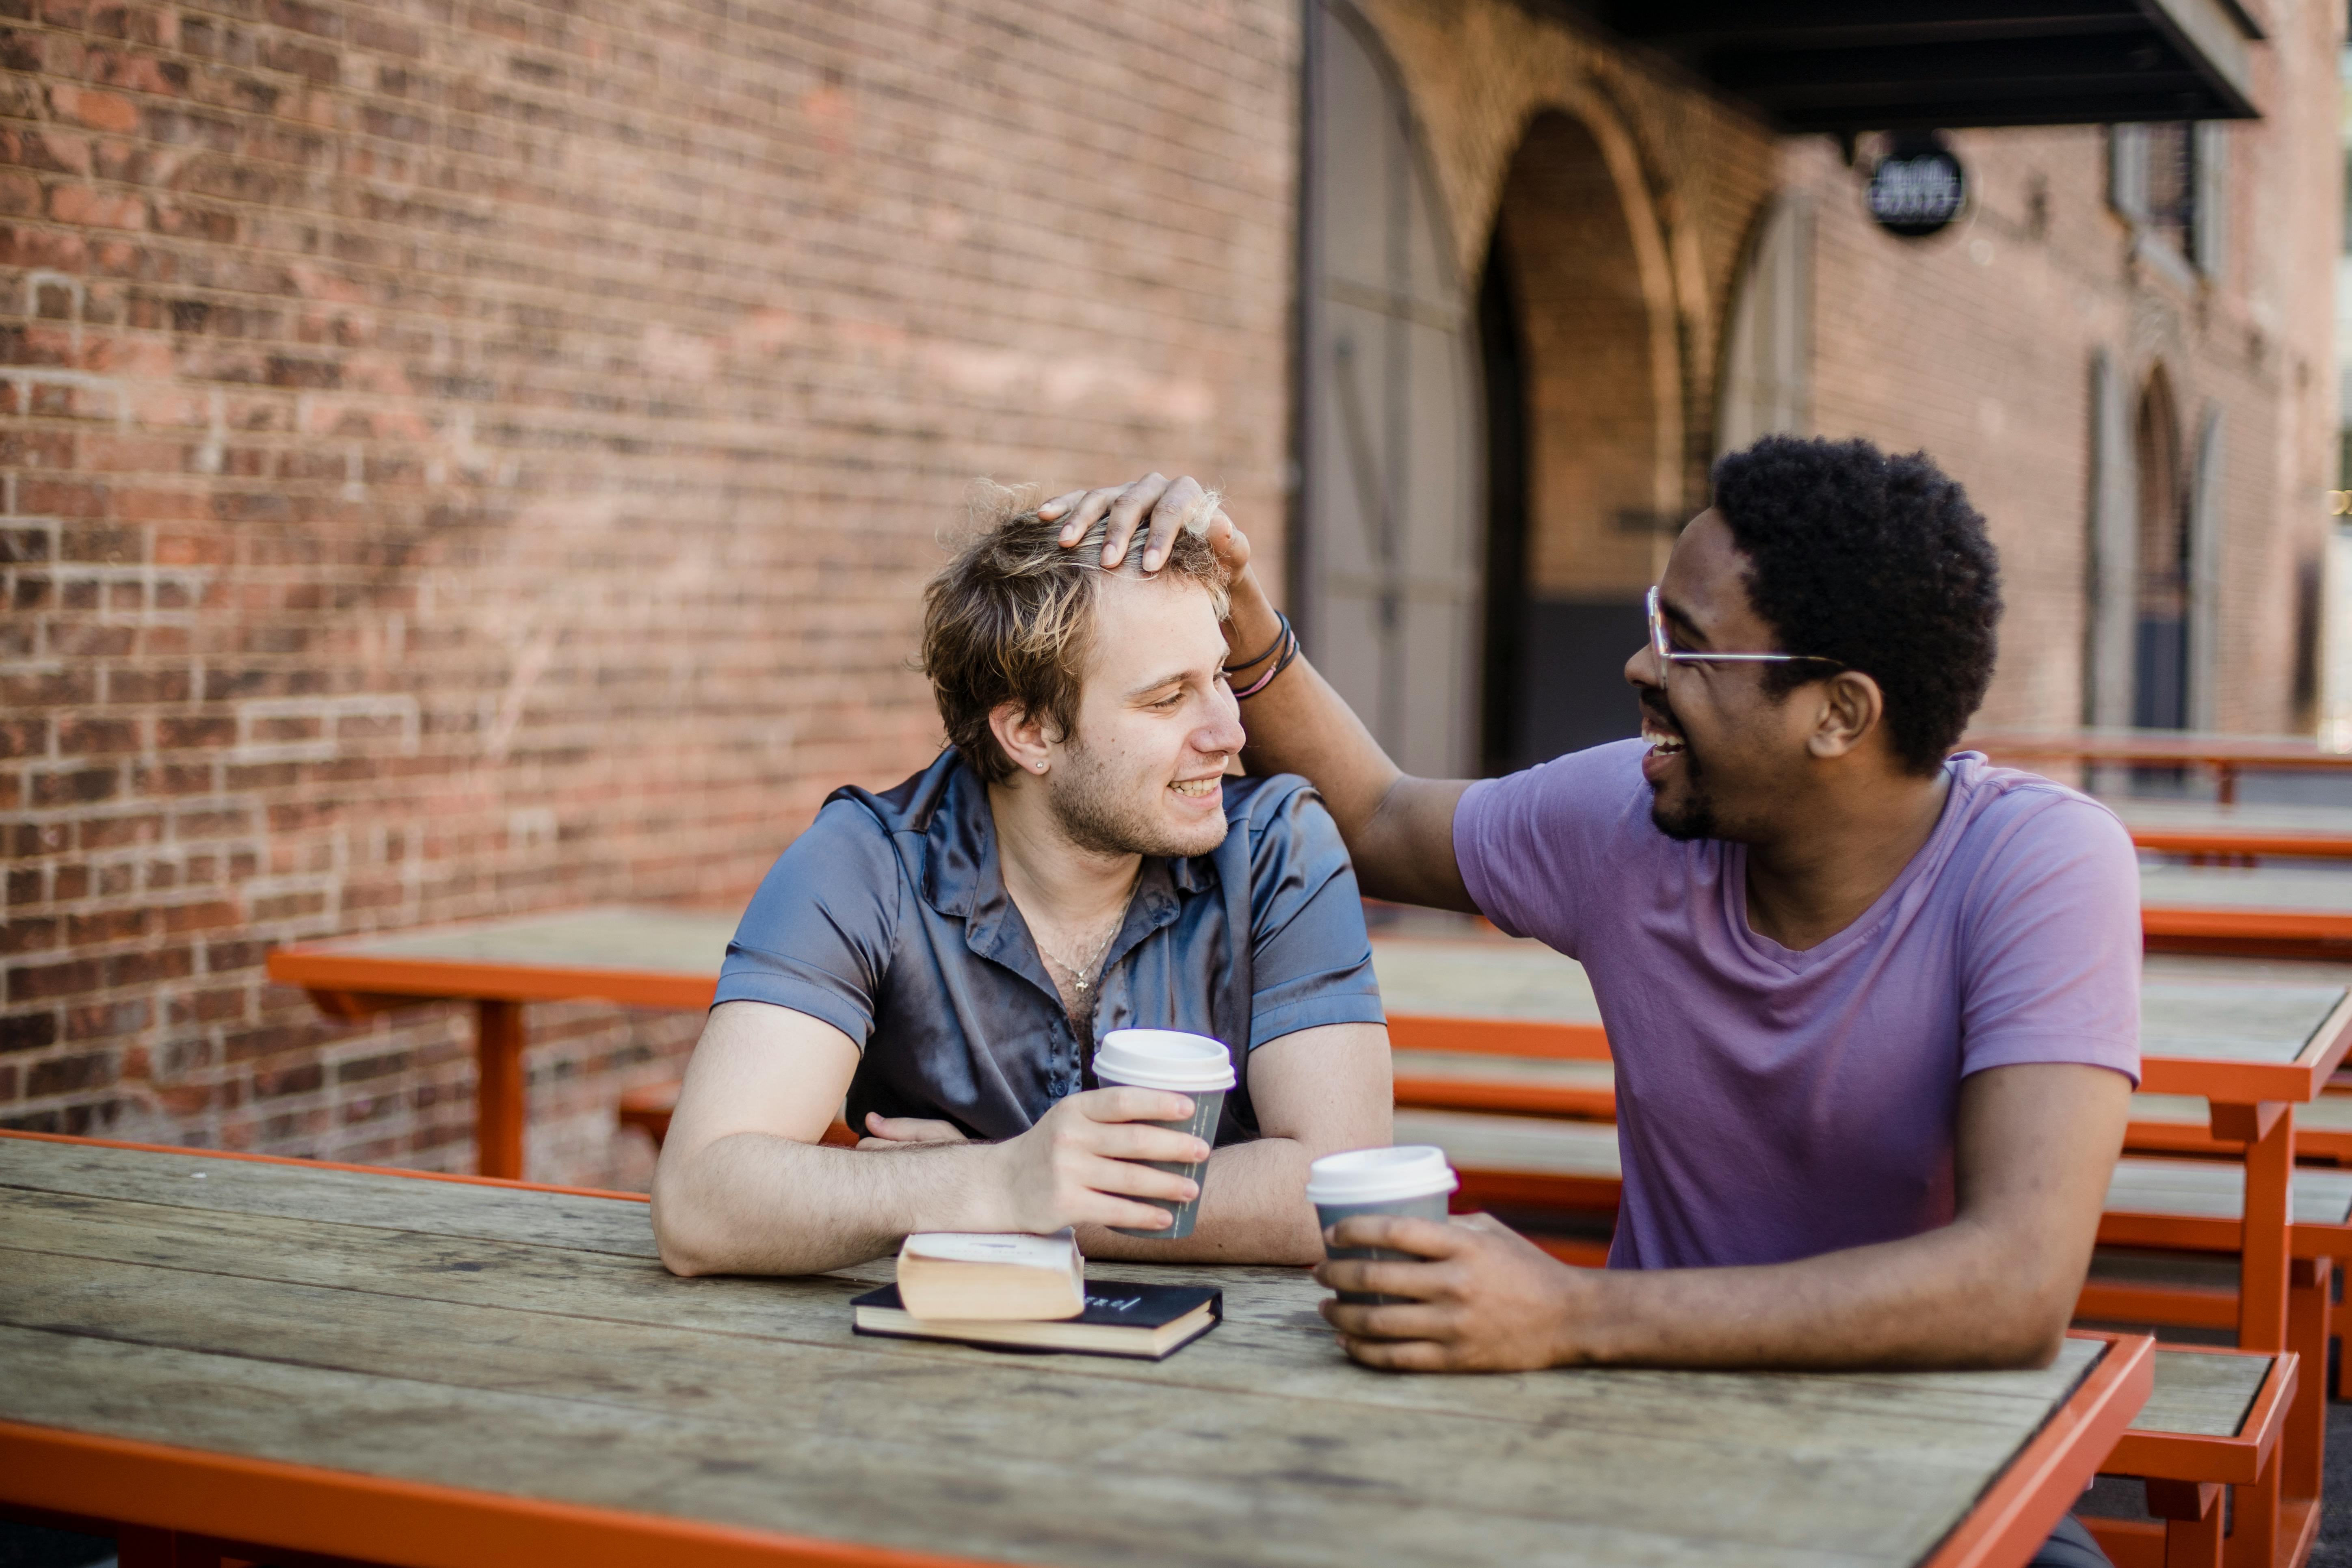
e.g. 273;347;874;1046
1228;580;1474;909
1226;581;1399;839
653;1130;1002;1277
1076;1137;1324;1265
1567;1219;2076;1370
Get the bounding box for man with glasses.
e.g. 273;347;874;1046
1043;437;2138;1385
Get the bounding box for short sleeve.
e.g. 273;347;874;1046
1241;782;1387;1049
1454;740;1649;958
711;798;902;1047
1957;793;2142;1086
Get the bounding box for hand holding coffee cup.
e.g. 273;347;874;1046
985;1083;1212;1235
1305;1146;1460;1304
1090;1029;1236;1239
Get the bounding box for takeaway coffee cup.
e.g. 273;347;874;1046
1306;1146;1460;1304
1092;1029;1236;1239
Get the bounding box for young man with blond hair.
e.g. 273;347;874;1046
652;489;1393;1275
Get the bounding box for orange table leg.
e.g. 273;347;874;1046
2145;1480;2223;1568
2287;1260;2328;1497
475;999;528;1181
2222;1451;2279;1568
2215;1102;2291;1353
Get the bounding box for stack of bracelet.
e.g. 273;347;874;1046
1226;610;1300;700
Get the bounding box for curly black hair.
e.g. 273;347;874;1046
1709;435;2001;775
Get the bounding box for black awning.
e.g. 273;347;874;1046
1592;0;2263;131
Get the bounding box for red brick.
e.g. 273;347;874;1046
32;766;120;806
29;1049;117;1096
158;719;236;752
100;946;191;986
6;957;102;1000
54;716;137;753
49;623;136;657
78;811;162;849
255;1060;324;1097
66;907;145;944
0;917;59;955
106;667;190;702
205;939;270;973
0;1013;58;1055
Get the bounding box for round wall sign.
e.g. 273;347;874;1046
1866;139;1968;239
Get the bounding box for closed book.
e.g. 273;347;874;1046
895;1229;1085;1321
850;1282;1222;1360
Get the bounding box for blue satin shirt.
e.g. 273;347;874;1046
712;749;1386;1144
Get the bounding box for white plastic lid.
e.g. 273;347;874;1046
1092;1029;1236;1092
1305;1145;1459;1205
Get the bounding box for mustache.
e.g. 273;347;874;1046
1638;688;1682;733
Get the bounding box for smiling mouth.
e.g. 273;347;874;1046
1170;778;1220;798
1641;718;1686;758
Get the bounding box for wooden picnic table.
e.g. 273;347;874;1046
0;1131;2150;1568
268;908;738;1180
2138;864;2352;961
1966;731;2352;805
266;891;2352;1181
262;912;1616;1181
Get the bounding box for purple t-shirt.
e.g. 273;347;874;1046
1454;742;2142;1271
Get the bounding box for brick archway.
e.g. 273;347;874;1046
1480;107;1686;772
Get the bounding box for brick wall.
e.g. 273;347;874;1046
6;0;2342;1181
1;0;1299;1183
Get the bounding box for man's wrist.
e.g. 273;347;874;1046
1543;1253;1612;1367
1223;571;1281;664
910;1140;1011;1235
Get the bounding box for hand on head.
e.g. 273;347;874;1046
1315;1211;1587;1373
1040;474;1253;583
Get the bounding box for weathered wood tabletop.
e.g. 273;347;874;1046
0;1135;2141;1568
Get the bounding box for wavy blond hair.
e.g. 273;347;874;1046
922;481;1229;783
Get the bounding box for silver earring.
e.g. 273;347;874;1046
1035;761;1047;772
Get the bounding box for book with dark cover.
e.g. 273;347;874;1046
850;1281;1222;1360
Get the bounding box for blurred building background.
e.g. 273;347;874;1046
0;0;2341;1183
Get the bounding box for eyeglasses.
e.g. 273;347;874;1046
1646;586;1845;674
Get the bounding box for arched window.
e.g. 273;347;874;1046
1717;197;1813;457
1475;110;1681;772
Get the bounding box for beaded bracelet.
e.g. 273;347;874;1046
1223;611;1292;675
1231;621;1300;700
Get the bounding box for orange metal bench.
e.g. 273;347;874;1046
2086;1345;2302;1568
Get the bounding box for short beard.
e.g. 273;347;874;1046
1649;785;1720;843
1641;691;1719;842
1045;733;1229;860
